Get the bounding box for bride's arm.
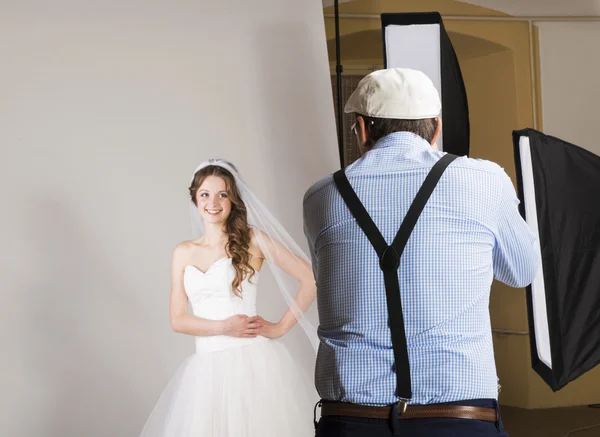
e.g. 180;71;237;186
252;230;316;338
169;243;261;337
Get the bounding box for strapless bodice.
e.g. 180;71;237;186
183;257;267;353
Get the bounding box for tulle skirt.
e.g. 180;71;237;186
139;338;317;437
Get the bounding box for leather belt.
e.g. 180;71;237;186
320;401;498;422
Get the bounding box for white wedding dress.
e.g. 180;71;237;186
139;257;316;437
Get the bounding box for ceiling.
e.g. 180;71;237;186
321;0;600;17
460;0;600;16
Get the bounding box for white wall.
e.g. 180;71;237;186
537;21;600;156
0;1;338;436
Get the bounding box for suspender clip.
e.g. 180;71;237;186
398;399;408;416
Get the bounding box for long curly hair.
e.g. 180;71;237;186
189;165;256;297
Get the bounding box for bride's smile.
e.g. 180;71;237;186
195;175;232;224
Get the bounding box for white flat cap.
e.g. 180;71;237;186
344;68;441;120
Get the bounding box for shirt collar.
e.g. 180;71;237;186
371;131;433;152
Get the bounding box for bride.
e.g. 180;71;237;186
139;159;319;437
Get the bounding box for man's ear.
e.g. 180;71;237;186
356;115;369;154
430;116;442;149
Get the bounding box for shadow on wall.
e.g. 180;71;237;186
251;20;335;378
15;198;163;437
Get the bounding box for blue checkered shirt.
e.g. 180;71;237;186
303;132;540;406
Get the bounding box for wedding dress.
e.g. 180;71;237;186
139;257;316;437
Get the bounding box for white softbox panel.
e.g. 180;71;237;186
382;12;470;156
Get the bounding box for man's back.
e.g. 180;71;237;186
303;132;540;406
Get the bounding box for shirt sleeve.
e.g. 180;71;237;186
302;191;319;279
492;171;541;288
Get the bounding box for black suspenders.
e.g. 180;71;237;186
332;154;457;403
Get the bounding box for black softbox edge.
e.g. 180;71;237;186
512;128;561;391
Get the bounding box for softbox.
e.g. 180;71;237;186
513;128;600;391
381;12;469;156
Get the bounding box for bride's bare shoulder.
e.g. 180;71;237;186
173;239;202;257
